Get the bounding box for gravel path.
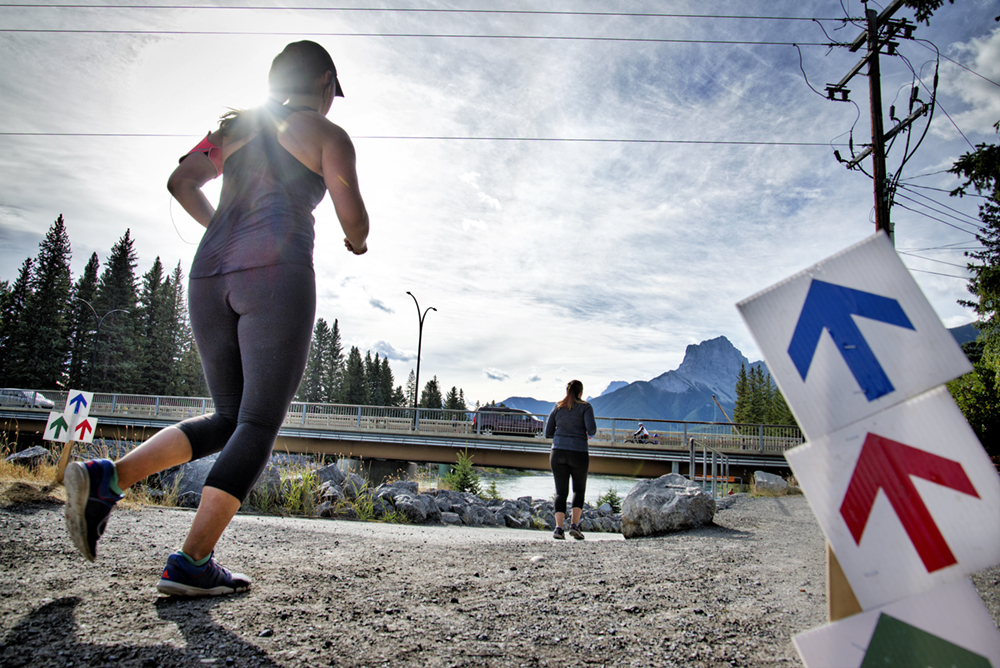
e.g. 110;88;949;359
1;485;997;667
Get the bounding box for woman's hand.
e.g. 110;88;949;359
344;237;367;255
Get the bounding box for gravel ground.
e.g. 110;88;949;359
1;482;997;668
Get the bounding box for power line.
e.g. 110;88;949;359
896;185;982;223
894;201;980;236
0;28;840;46
916;40;1000;89
906;267;969;279
897;250;969;268
0;4;858;23
0;131;849;146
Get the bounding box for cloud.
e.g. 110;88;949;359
369;298;394;314
374;341;414;363
527;374;541;383
483;367;510;381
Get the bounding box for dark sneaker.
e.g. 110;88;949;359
64;459;124;562
569;523;585;540
156;552;251;597
553;526;566;540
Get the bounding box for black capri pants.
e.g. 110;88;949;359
176;264;316;502
550;448;590;515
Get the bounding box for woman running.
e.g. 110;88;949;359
544;380;596;540
64;41;369;596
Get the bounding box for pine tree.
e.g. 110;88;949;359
298;318;330;402
67;253;100;389
15;215;74;388
365;351;383;406
404;369;417;407
378;356;395;407
137;257;172;394
92;230;139;392
162;262;202;396
419;375;444;418
733;364;750;424
947;121;1000;455
342;346;369;405
0;258;34;386
323;319;344;402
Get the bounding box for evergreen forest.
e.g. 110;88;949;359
0;218;468;412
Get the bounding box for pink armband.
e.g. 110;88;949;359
181;133;223;176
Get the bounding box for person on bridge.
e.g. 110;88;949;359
632;423;650;443
63;40;369;596
544;379;597;540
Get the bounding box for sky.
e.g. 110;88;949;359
1;0;998;406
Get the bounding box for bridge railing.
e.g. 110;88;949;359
11;390;803;453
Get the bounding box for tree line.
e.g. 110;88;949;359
0;217;469;412
733;363;797;428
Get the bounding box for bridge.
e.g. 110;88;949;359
0;391;803;480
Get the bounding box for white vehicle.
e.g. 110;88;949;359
0;389;55;409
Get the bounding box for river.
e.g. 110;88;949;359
478;471;638;505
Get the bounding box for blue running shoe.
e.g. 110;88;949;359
64;459;124;562
156;552;251;597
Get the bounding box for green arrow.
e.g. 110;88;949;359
861;613;990;668
48;416;69;440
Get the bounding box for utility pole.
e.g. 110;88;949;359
827;0;926;246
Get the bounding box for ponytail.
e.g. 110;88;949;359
556;380;584;411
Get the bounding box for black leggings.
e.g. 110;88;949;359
550;449;589;515
176;264;315;502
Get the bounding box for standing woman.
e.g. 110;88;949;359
545;380;596;540
63;41;369;596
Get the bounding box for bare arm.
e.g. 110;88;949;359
320;126;369;254
167;151;219;228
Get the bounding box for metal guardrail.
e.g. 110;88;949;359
688;437;735;498
3;389;803;455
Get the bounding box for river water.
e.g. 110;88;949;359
479;471;638;505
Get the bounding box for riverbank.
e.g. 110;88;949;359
2;482;997;668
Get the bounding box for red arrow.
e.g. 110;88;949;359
840;433;980;573
73;419;93;440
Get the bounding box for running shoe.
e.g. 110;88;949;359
553;526;566;540
64;459;124;562
569;523;585;540
156;552;251;597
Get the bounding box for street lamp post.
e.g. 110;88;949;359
75;298;130;389
406;291;436;411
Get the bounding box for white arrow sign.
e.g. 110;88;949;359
785;387;1000;610
794;578;1000;668
737;232;971;441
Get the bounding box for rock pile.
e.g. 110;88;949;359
155;455;622;533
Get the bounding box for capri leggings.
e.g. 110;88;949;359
176;264;316;502
550;448;589;515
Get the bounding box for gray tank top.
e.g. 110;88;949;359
190;102;327;278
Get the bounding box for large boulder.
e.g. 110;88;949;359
5;446;52;468
754;471;787;493
621;473;716;538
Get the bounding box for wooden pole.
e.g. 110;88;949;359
54;440;75;485
827;543;863;621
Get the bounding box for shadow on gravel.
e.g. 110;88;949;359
0;595;279;668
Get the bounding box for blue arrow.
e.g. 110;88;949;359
787;279;914;401
68;393;88;414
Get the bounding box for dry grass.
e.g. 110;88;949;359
749;473;802;497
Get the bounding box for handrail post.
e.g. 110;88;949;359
356;405;362;428
611;418;616;443
415;408;421;431
683;423;688;450
759;423;764;453
302;404;307;425
711;451;718;498
201;398;206;415
688;437;695;481
154;396;160;416
111;394;118;414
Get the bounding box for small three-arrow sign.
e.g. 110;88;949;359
787;279;915;402
840;432;980;573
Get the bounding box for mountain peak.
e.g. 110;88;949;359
648;336;754;404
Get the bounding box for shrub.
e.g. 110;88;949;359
595;488;622;513
443;449;481;495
